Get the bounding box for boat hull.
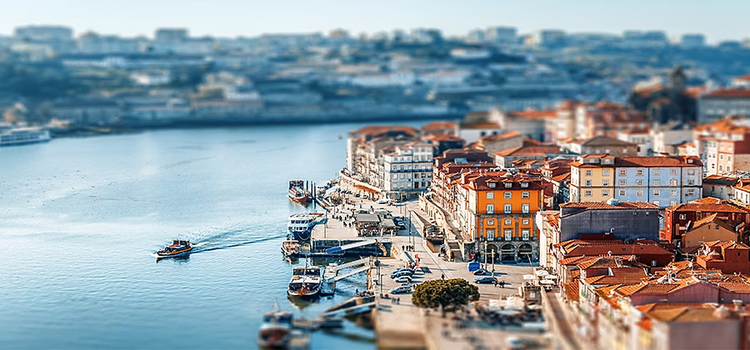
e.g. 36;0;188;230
287;289;321;300
257;327;290;349
156;248;193;259
289;194;312;203
290;230;312;241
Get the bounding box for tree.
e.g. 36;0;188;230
411;278;480;311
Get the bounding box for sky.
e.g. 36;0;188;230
0;0;747;43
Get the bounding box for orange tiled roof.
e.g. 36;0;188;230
478;131;523;143
495;145;561;157
705;89;750;98
564;280;580;302
507;110;557;119
421;121;456;131
583;267;648;285
561;201;658;211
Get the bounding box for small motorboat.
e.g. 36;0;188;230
281;240;301;258
156;240;193;259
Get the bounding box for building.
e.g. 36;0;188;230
627;66;697;124
485;26;517;44
50;98;122;125
489;108;556;141
694;116;750;175
494;145;564;168
703;175;740;200
526;30;566;48
698;89;750;124
14;25;73;41
616;129;652;156
78;32;141;54
559;136;638;157
695;240;750;275
558;201;660;242
455;173;543;262
679;34;706;48
662;199;750;246
467;131;524;155
431;149;495;216
732;74;750;89
155;28;189;42
682;216;740;251
455;111;504;144
382;142;433;198
345;126;419;190
569;155;703;208
651;122;694;155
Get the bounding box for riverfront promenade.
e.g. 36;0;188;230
317;193;552;349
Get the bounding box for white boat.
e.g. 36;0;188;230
0;127;51;147
287;213;324;241
287;265;323;299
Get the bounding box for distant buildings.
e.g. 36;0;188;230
679;34;706;48
559;136;638;157
694;117;750;175
698;89;750;124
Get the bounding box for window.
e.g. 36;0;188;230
521;182;529;188
487;219;495;226
504;204;512;213
486;229;495;240
522;229;530;241
486;192;494;199
584;190;593;197
603;180;610;186
720;154;724;160
504;183;512;188
636;190;644;197
602;190;610;197
679;214;686;220
636;169;644;176
504;219;512;225
653;179;661;186
670;179;678;186
619;190;626;196
586;180;592;187
488;182;496;189
619;180;627;186
602;169;610;176
522;219;529;225
671;169;678;176
687;169;695;175
504;229;512;241
522;192;530;199
686;189;695;196
487;204;494;214
504;192;512;199
653;200;660;206
522;204;530;213
619;169;627;176
585;170;592;176
654;169;661;176
653;189;660;196
687;179;695;186
670;190;678;197
670;201;677;206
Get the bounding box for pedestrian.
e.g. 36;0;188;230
441;273;445;280
494;280;498;287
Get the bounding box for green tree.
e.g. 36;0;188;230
411;278;480;311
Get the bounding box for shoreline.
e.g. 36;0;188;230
50;113;463;138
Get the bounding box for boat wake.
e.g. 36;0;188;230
155;222;287;257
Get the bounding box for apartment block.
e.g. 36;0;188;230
569;154;703;208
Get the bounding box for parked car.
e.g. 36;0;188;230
506;336;541;350
391;270;413;279
474;277;497;284
393;276;413;283
354;193;361;197
473;269;491;276
394;268;414;274
390;285;412;294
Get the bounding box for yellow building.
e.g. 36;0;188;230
570;154;615;202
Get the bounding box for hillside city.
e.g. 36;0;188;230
5;23;750;349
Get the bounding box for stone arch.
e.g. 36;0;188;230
518;243;534;263
500;243;515;261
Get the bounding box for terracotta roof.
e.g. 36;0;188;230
615;156;702;167
667;202;747;214
557;240;673;258
507;110;557;119
564;280;579;301
561;201;658;211
583;267;648;285
495;145;562;157
718;282;750;294
577;255;638;270
691;214;737;232
616;283;678;297
478;131;523;143
704;240;750;250
695;116;750;133
735;74;750;82
421;121;456;131
575;135;637;147
705;89;750;98
425;133;463;142
459;122;502;129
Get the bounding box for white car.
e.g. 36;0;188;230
390;285;412;294
393;276;413;283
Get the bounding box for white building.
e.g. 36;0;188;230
417;70;471;87
131;70;171;86
382;142;434;197
348;72;416;87
450;48;491;60
732;75;750;89
651;123;694;155
680;34;706;48
78;33;142;54
14;25;73;41
486;27;517;44
698;89;750;124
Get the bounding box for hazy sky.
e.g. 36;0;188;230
0;0;747;43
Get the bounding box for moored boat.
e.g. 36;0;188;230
287;265;323;299
156;240;193;258
0;127;51;147
257;301;294;349
288;180;312;203
287;214;321;241
281;239;301;258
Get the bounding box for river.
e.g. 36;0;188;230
0;122;428;349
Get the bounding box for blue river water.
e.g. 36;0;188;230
0;122;428;349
